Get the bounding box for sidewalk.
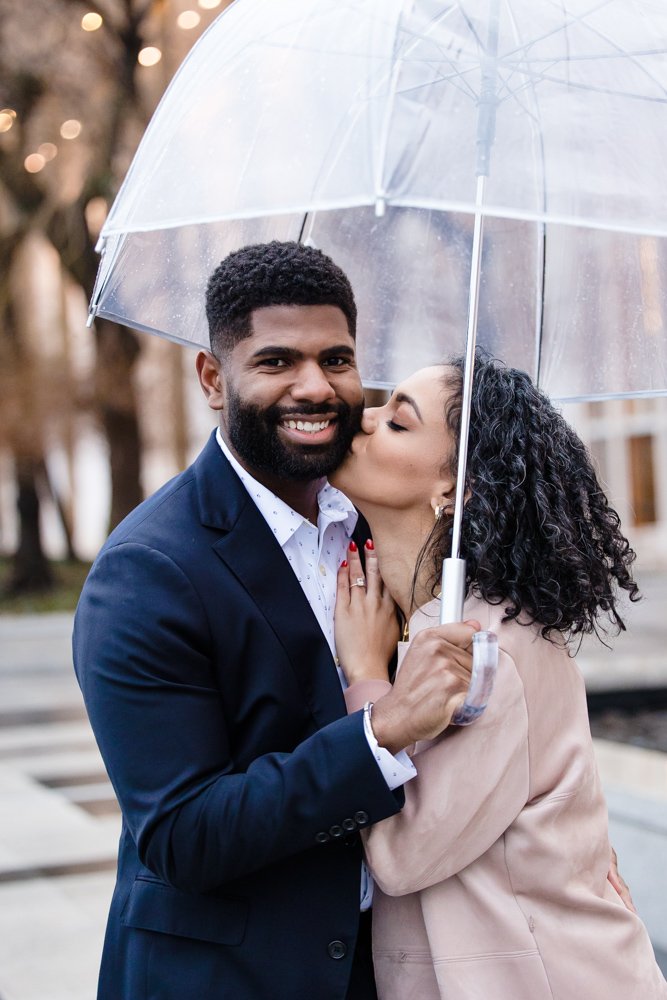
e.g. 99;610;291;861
0;609;665;999
0;614;118;1000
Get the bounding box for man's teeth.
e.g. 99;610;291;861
284;419;331;433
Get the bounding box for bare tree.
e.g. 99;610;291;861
0;0;160;589
1;0;236;590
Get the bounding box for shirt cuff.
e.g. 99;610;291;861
363;702;417;790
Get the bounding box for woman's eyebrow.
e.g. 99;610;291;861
394;392;424;423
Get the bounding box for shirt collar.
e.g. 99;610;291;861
216;429;357;547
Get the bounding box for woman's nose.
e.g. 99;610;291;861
361;407;379;433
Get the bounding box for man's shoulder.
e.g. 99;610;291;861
104;463;199;551
100;433;237;555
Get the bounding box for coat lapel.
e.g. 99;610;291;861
194;433;346;730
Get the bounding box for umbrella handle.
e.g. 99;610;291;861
440;557;498;726
451;631;498;726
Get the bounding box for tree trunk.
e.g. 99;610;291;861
1;272;54;595
95;318;143;532
7;455;54;594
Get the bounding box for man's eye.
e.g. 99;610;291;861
323;356;352;368
386;419;407;432
259;358;288;368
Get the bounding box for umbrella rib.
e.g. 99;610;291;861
373;3;486;198
490;0;667;103
501;0;548;388
502;67;667;104
379;18;483;104
496;0;667;102
497;0;611;64
546;0;667;100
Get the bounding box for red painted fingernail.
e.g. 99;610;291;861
365;539;374;550
349;540;358;552
340;560;348;568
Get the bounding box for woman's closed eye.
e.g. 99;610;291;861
386;419;408;432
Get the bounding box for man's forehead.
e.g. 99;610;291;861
241;303;355;354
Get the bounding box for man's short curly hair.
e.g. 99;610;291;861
418;353;640;642
205;241;357;357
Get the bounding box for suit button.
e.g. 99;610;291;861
354;811;369;826
327;940;347;960
315;831;330;844
342;817;356;832
329;825;344;838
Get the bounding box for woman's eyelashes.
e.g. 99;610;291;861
386;419;408;432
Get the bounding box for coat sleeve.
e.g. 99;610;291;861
361;646;530;895
73;541;403;892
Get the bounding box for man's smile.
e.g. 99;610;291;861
279;415;337;445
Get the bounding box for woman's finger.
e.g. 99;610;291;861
363;540;381;598
347;541;366;595
336;559;351;609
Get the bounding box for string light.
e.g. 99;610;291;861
85;196;108;238
138;46;162;67
0;108;17;133
60;119;82;139
38;142;58;161
24;153;46;173
177;10;201;29
81;12;103;31
198;0;222;8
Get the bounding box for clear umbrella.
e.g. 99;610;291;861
88;0;667;719
91;0;667;390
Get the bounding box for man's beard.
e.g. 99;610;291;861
225;387;363;482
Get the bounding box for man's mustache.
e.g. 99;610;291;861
267;402;350;420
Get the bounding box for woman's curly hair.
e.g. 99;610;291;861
422;353;640;642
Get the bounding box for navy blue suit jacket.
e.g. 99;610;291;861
73;432;403;1000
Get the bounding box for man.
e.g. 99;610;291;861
73;241;477;1000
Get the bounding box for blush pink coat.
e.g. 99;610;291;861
344;595;667;1000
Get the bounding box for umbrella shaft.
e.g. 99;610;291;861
451;174;486;560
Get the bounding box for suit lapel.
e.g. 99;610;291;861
194;433;346;730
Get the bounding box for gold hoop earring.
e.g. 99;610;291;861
434;504;445;521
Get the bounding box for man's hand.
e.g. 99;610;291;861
608;846;636;912
370;620;480;754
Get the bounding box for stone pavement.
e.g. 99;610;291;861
0;614;118;1000
0;604;665;1000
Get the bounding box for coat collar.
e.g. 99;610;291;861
193;431;346;729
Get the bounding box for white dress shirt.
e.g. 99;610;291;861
216;432;416;906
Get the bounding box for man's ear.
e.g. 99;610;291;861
196;350;225;411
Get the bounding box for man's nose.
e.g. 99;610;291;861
290;363;337;403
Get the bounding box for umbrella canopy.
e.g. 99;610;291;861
90;0;667;401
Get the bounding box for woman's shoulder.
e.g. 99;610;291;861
410;593;571;665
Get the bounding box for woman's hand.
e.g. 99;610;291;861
608;847;637;913
334;539;399;686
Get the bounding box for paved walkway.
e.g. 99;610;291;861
0;614;117;1000
0;606;665;999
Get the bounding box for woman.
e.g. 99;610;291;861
332;356;667;1000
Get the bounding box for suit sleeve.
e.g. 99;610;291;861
73;541;403;892
361;647;530;895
